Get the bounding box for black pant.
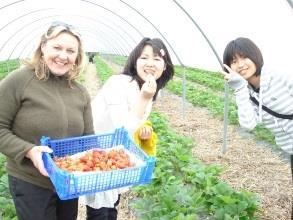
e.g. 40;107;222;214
86;195;120;220
8;175;78;220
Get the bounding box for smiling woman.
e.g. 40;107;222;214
0;21;94;220
24;22;86;83
222;38;293;219
41;32;79;76
80;37;174;220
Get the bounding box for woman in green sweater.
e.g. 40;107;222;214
0;21;94;220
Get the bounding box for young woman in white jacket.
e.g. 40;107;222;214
83;37;174;220
221;37;293;178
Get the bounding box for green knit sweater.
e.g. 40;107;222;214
0;67;94;189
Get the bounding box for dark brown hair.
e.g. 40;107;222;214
223;37;263;76
122;37;174;100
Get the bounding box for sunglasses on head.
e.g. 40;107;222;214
49;21;81;38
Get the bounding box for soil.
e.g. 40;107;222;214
78;62;292;220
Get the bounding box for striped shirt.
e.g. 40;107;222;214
234;69;293;154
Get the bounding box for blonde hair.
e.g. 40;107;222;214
23;24;86;84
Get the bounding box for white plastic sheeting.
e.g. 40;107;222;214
0;0;292;72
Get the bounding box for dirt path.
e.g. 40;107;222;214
80;61;292;220
83;63;100;98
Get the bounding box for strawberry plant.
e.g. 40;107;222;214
0;59;20;80
107;54;127;66
95;56;113;82
175;66;226;92
130;112;260;219
0;154;17;220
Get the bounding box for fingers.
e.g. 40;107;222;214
139;125;153;140
146;74;155;81
145;75;157;89
27;146;52;177
147;80;156;89
220;64;234;81
220;64;230;75
141;76;157;99
220;71;230;81
223;64;233;73
33;146;53;153
34;158;49;177
41;146;53;154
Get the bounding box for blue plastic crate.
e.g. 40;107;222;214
41;127;156;200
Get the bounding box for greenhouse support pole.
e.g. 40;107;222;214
172;0;230;153
222;83;229;154
182;67;187;119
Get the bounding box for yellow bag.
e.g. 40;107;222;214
133;121;157;156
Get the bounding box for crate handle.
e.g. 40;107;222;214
40;136;50;146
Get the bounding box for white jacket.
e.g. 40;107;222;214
235;69;293;154
80;74;153;209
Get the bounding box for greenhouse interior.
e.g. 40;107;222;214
0;0;292;219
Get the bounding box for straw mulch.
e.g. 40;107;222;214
79;62;292;220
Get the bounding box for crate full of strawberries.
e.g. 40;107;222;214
41;128;156;200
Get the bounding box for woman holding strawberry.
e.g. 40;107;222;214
83;37;174;220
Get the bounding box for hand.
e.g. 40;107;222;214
140;75;157;100
139;124;153;140
221;64;247;90
26;146;53;177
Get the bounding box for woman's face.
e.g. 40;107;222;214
230;54;257;80
136;45;166;82
41;32;79;76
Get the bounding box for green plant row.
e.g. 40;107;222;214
95;55;113;82
167;80;239;124
0;58;21;219
0;154;17;219
130;112;260;219
99;54;127;66
0;59;21;80
107;54;127;66
175;66;231;93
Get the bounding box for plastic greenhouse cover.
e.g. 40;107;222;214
0;0;292;74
